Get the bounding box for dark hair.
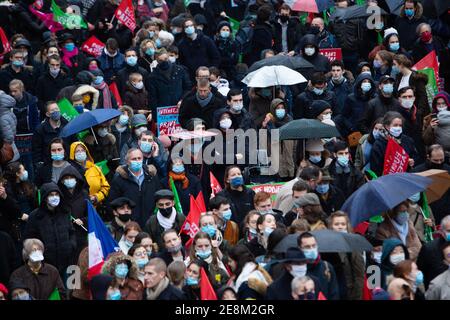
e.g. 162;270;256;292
45;100;58;113
106;38;118;50
382;111;404;127
297;232;316;247
398;86;416;97
333;140;348;153
393;54;412;69
135;232;152;245
228;244;255;278
330;60;345;70
4;161;35;198
266;228;286;256
167;45;178;54
223;165;242;190
311;72;326;85
124;48;137;55
292;179;309;193
257;5;272;22
208;196;230;210
227;88;242;101
256;213;275;233
128;244;146;257
162;229;179;242
299;166;320;181
367;117;384;144
427;144;444;157
49;137;65;156
375;50;394;67
209;66;221;77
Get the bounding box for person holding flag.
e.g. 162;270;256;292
406;192;435;244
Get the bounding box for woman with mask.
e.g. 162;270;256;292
298;139;332;176
246;213;277;259
119;222;142;255
369;111;419;177
376;201;422;261
369;28;410;60
128;244;149;284
228;244;272;300
134;232;158;259
84;123;119;165
392;259;425;300
59;33;87;78
69;142;110;208
185;231;230;289
90;69;118;109
422;92;450;153
217;166;255;225
138;39;158;72
182;260;202;300
379;238;410;290
214;21;239;82
326;211;365;300
102;251;144;300
237;211;261;246
249;86;286;128
355;118;384;173
407;192;435;244
111;106;134;155
371;50;393;82
199;213;229;259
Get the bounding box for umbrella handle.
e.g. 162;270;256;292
90;127;99;145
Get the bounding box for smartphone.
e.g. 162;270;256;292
431;113;438;120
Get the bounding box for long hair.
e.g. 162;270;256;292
228;244;255;278
189;232;221;272
4;162;35;198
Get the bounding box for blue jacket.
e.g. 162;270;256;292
327;76;353;115
98;50;125;84
307;257;340;300
13;91;39;134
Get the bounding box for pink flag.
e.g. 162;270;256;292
28;5;64;33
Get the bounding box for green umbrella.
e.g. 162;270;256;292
279;119;340;140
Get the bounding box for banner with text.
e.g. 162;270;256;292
156;106;182;136
319;48;342;62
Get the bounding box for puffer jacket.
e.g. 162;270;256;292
69;141;110;203
101;252;144;300
0;90;20;161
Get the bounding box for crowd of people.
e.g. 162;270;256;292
0;0;450;301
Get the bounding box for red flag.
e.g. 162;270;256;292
109;82;123;106
362;275;373;300
0;27;11;65
413;50;439;81
210;172;222;197
383;138;409;175
195;191;206;213
114;0;136;32
81;36;105;57
180;195;202;239
353;221;370;235
318;292;327;300
28;5;64;33
200;267;217;300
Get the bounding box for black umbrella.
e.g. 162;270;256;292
383;0;404;15
420;0;450;18
330;4;387;21
274;230;373;253
279;119;340;140
248;55;315;73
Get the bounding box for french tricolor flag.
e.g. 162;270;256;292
87;200;119;279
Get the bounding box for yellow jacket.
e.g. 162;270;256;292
69;141;110;202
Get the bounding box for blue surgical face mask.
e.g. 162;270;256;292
146;48;155;56
201;225;216;238
115;263;129;279
20;170;29;182
303;248;318;261
185;26;196;35
382;83;394;94
130;160;143;172
316;183;329;194
373;60;382;69
337;155;349;167
172;164;185;174
51;153;64;161
230;176;244;188
126;56;138;66
264;227;274;237
312;87;324;95
408;192;421;203
372;129;382;140
275;109;286;119
74;105;84;114
140;141;153;154
391;65;400;75
405;8;414;17
186;277;199;286
196;249;212;260
119;115;129;126
108;290;121;300
222;209;232;221
136;257;149;269
415;270;424;285
395;211;409;225
65;43;75;51
389;126;402;138
309;155;321;164
93;76;103;85
13;292;31;300
389;42;400;52
220;30;230;38
155;38;162;48
12;60;24;67
63;178;77;189
361;82;372;93
50;111;61;121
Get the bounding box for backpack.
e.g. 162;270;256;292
235;16;256;55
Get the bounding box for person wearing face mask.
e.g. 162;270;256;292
294;72;336;120
84;123;119;167
214;21;239;83
57;166;89;257
108;148;163;228
177;18;221;80
101;252;144;300
9;238;65;300
128;244;150;284
144;190;185;249
425;242;450;300
355;118;384;173
296;34;330;73
89;274;115;300
310;17;338;49
392;259;425;300
119;114;149;164
111;106;133;156
394;0;427;51
313;172;345;216
118;221;142;255
227;244;272;300
422;92;450;153
248;85;285;127
124;72;149;117
412;22;449;65
328;141;364;198
342;73;376;136
8;281;34;301
199;213;229;260
117;48;149;97
213;89;254;132
58;33;87;78
291;276;318;300
237;211;261;246
98;38;126;84
210;196;240;246
107;197;137;241
272;4;300;55
146;50;191;114
182;260;202;300
246;213;277;259
407;191;436;245
165;158;201;216
23;182;76;275
137;39;158;73
156;229;186;266
0;49;35;95
298;232;340;300
370;111;418;177
376;201;422;262
371;50;393;83
89;69;118;109
138;130;167;180
326;60;354;115
266;247;321;300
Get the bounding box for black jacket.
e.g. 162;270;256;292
394;7;427;51
214;36;240;79
217;187;255;225
272;18;301;53
23;183;77;274
416;235;449;289
360;95;402;134
0;187;21;239
143;282;186;300
296;34;330;73
0;64;35;94
265;269;322;300
294;88;337;120
314;184;346;216
107;165;162;228
0;231;17;286
32;117;70;165
307;258;340;300
178;92;224;129
156;248;187;267
328;160;365;199
327;77;353;116
116;65;149;97
245;20;274;66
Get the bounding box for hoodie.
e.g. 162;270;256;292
431;92;450;113
298;34;330;73
380;238;410;289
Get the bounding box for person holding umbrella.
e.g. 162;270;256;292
376;201;422;261
407;192;436;244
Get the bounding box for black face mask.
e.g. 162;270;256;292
298;292;315;300
159;61;170;70
427;160;444;170
310;26;320;35
279;15;289;23
159;207;173;218
118;213;132;223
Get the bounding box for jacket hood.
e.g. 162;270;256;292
75;71;94;85
400;2;423;19
213;108;234;130
300;34;319;52
40;182;62;207
90;274;114;300
69;141;95;163
101;251;140;280
354;73;376;97
269;98;285;115
380;237;409;267
432;91;450;112
57;165;87;193
0;90;16;109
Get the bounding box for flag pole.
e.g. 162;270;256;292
71;215;88;231
90;127;99;144
110;14;115;25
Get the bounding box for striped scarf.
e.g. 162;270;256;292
93;82;112;109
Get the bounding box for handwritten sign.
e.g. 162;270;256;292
81;36;105;57
156;106;182;136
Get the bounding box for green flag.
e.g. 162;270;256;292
183;0;190;7
37;189;41;206
417;67;439;109
48;288;61;300
95;160;110;176
169;176;183;214
58;98;79;121
356;0;366;4
52;0;87;29
228;17;240;37
421;193;434;242
377;31;383;45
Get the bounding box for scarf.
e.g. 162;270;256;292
94;82;112;109
392;218;409;245
146;276;170;300
157;207;177;230
61;46;79;68
196;92;213;107
234;262;268;293
168;171;189;189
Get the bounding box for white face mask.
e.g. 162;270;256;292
304;47;315;56
322;113;332;121
372;251;382;264
401;98;415;109
390;253;405;265
168;56;176;63
48;195;60;207
29;250;44;262
219;118;232;129
289;264;307;278
232;103;243;112
133;81;144;90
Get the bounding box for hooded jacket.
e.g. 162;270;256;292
360;93;402;134
69;142;110;203
342;73;377;133
101;252;144;300
297;34;330;73
0;90;20;161
294;85;337;120
422;93;450;150
23;182;76;274
379;238;410;289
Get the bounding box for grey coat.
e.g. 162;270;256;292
0;90;20;161
425;269;450;300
